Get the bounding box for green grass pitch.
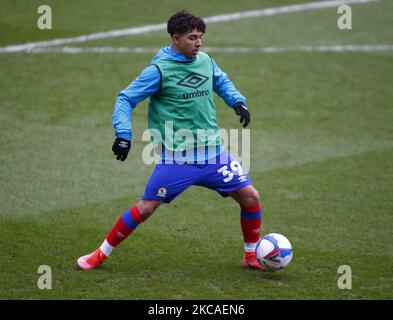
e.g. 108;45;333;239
0;0;392;299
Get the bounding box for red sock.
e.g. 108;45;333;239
240;203;262;244
106;206;144;247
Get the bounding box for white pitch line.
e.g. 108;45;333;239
26;45;393;54
0;0;377;53
207;45;393;53
204;0;376;23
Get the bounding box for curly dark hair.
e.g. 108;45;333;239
167;10;206;36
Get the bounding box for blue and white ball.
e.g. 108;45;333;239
255;233;293;271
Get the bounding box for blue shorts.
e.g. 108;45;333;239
141;151;252;203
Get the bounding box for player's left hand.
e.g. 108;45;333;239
234;104;250;128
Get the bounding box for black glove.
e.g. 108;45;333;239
112;138;131;161
234;104;251;128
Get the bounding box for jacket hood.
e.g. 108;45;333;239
150;44;196;63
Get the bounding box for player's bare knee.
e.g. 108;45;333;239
242;187;260;207
136;200;160;220
250;188;260;204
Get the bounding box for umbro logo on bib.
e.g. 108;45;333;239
177;72;209;89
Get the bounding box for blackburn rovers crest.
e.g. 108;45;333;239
156;187;167;198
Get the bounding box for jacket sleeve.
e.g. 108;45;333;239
112;65;161;140
211;57;246;108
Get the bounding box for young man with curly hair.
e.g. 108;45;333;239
77;10;264;271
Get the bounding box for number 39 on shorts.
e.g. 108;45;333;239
217;161;244;183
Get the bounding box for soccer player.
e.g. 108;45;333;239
77;11;264;270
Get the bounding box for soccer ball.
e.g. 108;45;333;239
255;233;293;271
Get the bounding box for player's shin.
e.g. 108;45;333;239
101;206;145;257
240;203;262;252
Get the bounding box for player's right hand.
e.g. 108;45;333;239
112;138;131;161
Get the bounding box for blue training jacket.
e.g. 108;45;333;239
112;44;247;141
